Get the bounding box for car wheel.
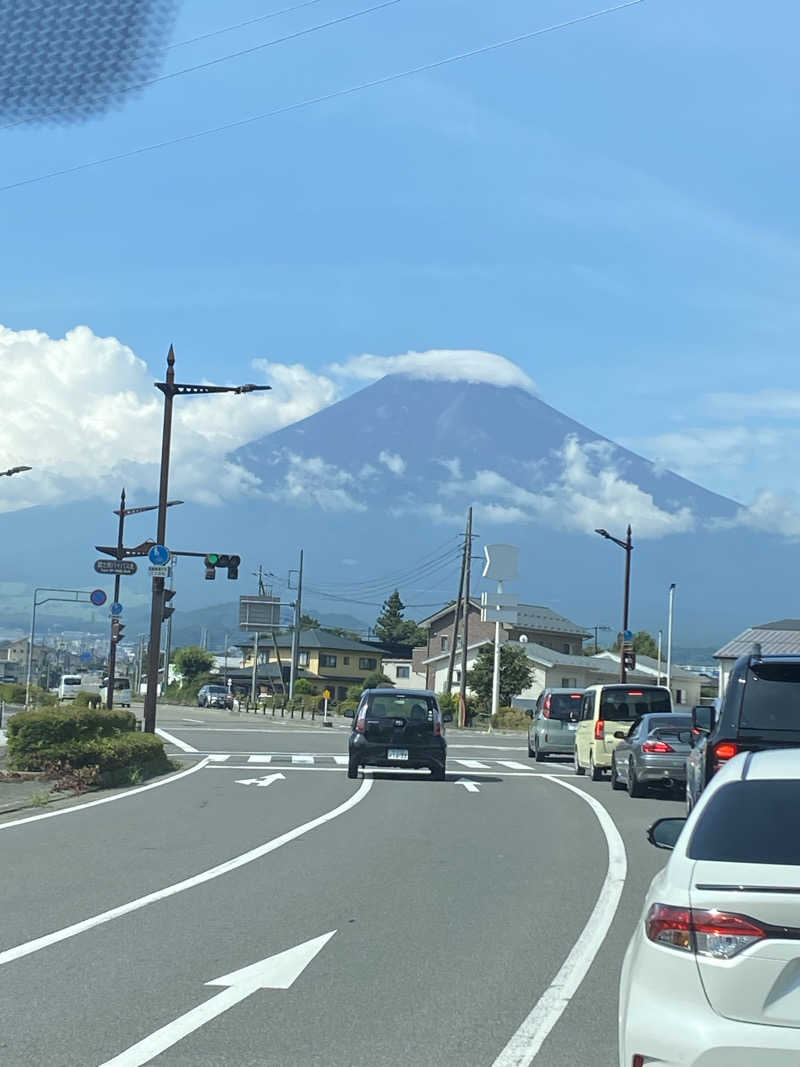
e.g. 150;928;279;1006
627;759;646;798
431;763;446;781
589;752;603;781
534;740;546;763
347;758;359;780
611;757;625;790
573;748;585;776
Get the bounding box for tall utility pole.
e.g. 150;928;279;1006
445;521;468;694
105;488;126;709
142;345;270;734
458;507;473;728
666;583;676;693
289;549;304;699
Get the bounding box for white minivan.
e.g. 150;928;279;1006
58;675;83;701
99;677;132;708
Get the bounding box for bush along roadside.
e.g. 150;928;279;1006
490;706;530;731
7;707;175;787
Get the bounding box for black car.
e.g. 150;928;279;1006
686;653;800;810
345;689;451;780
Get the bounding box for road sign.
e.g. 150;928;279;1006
80;652;92;662
148;544;170;566
110;602;123;616
623;630;633;642
89;588;108;606
323;689;331;700
94;560;137;576
239;594;281;632
148;564;171;578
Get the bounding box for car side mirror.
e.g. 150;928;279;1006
613;730;626;739
442;712;453;723
692;705;715;734
647;817;686;851
343;708;355;718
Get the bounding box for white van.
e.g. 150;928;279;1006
58;675;83;701
99;677;132;708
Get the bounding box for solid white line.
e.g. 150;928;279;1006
453;759;491;769
497;760;531;771
332;755;348;765
155;728;198;753
0;777;372;967
182;718;204;724
206;755;229;763
247;755;272;764
291;755;314;765
0;758;211;831
491;776;627;1067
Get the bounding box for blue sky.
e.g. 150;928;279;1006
3;0;799;505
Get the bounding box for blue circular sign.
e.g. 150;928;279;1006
111;602;123;616
623;629;633;642
90;589;107;606
80;652;92;662
148;544;170;566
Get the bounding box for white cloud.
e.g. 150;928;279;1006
706;389;800;418
0;325;339;513
378;450;406;475
714;491;800;540
329;349;537;394
270;452;366;512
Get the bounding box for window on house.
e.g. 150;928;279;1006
359;657;377;671
396;665;410;678
675;689;684;704
441;636;448;651
563;643;571;654
561;677;577;689
455;670;461;683
298;651;309;667
343;656;350;665
319;654;337;668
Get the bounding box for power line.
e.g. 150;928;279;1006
311;540;462;594
0;0;400;131
1;0;645;193
164;0;331;54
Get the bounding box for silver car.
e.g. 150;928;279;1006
610;712;693;796
527;688;584;761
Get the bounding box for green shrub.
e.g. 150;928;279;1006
490;707;529;731
293;678;314;695
74;690;102;709
13;732;171;781
337;700;358;718
7;706;136;760
0;682;27;704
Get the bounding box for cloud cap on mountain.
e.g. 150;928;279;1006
329;349;537;394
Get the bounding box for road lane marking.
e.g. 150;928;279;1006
491;776;627;1067
247;755;273;764
155;728;198;753
456;779;480;793
100;932;336;1067
332;755;349;765
497;761;531;770
0;758;211;832
182;718;204;724
0;776;372;968
206;755;229;763
291;755;314;765
453;759;491;769
235;773;286;789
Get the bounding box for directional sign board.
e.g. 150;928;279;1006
94;559;137;576
110;602;123;616
89;588;108;606
480;591;519;624
239;595;281;632
148;544;170;566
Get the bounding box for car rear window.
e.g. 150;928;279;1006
740;663;800;732
646;715;692;734
62;677;81;686
207;686;227;694
600;687;671;721
547;693;583;721
688;780;800;865
367;695;437;720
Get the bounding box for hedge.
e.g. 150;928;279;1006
490;707;530;731
0;682;56;706
7;706;137;757
10;732;171;777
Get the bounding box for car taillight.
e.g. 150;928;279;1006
641;740;674;754
542;695;551;719
594;718;605;740
632;1057;644;1067
645;903;765;959
355;712;366;734
433;720;442;736
714;741;739;762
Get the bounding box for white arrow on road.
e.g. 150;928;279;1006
234;772;286;788
456;778;480;793
99;931;336;1067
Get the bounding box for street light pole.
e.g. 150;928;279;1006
666;582;676;694
595;525;633;682
142;345;271;734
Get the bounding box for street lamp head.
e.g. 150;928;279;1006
1;465;33;477
595;528;610;539
235;384;271;394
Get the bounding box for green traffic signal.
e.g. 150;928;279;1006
207;553;220;565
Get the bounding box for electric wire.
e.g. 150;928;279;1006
0;0;401;132
164;0;332;54
310;539;463;594
1;0;645;192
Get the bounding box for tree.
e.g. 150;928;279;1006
293;678;314;694
362;671;393;690
300;613;321;630
375;590;427;646
611;630;660;659
172;645;214;684
467;643;533;709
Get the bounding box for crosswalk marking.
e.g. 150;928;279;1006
207;754;230;763
453;759;491;770
332;755;349;765
497;760;530;770
247;755;272;764
291;755;314;765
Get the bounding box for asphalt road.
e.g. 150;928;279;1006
0;705;683;1067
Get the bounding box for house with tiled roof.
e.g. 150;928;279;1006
715;619;800;697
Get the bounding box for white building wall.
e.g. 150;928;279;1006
383;658;427;690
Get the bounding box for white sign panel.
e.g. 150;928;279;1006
148;564;172;577
482;544;520;582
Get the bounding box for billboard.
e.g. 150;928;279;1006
239;595;281;632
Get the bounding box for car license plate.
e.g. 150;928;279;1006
388;749;408;760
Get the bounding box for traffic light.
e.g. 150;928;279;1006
111;619;125;645
623;650;636;671
204;553;240;580
162;589;176;621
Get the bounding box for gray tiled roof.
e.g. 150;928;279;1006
715;624;800;659
236;628;383;655
514;605;591;638
593;651;697;681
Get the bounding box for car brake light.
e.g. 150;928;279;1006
632;1057;644;1067
628;690;643;696
714;741;739;762
542;695;551;719
645;903;765;959
433;719;442;736
642;740;674;754
355;710;366;734
594;718;605;740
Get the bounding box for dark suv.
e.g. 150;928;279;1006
686;654;800;810
346;689;451;780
